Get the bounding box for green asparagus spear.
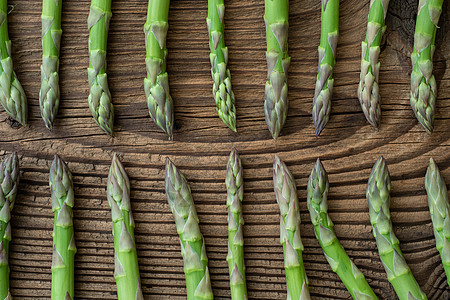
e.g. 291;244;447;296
307;159;377;299
165;158;213;300
312;0;339;136
87;0;114;136
357;0;390;129
207;0;236;132
0;0;27;125
107;154;143;299
0;153;19;300
144;0;174;139
50;155;76;300
264;0;290;140
40;0;63;130
410;0;443;133
366;156;426;300
273;156;310;300
225;149;247;299
425;158;450;286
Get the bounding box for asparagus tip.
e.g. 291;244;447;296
273;155;281;166
314;121;325;137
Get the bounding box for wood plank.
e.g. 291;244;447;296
0;0;449;299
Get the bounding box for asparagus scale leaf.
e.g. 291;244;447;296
357;0;390;129
144;0;174;139
40;0;63;130
312;0;339;136
0;0;27;125
273;156;310;300
107;155;144;299
87;0;114;136
207;0;237;132
264;0;290;140
425;158;450;286
366;157;426;300
225;149;247;299
410;0;443;134
0;153;19;300
50;155;76;300
165;158;213;300
307;159;377;299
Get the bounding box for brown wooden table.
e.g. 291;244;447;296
2;0;449;298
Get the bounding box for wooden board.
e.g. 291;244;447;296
1;0;449;298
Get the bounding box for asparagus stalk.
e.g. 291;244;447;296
264;0;290;140
312;0;339;136
0;153;19;300
144;0;174;139
107;154;143;299
307;159;377;299
207;0;236;132
366;156;426;300
0;0;27;126
165;158;213;300
410;0;443;134
87;0;114;136
40;0;63;130
225;149;247;299
425;158;450;286
357;0;390;129
50;155;76;300
273;156;310;300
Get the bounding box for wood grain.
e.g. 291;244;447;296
0;0;449;299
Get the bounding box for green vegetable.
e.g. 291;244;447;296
273;156;310;300
225;149;246;299
0;0;27;126
0;153;19;300
107;154;144;299
357;0;390;129
87;0;114;136
50;155;76;300
264;0;290;140
165;158;213;300
312;0;339;136
207;0;236;132
366;156;426;300
307;159;377;299
40;0;62;130
144;0;174;139
425;158;450;286
410;0;443;133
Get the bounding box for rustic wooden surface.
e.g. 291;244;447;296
1;0;449;299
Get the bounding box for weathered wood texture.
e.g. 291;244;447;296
1;0;449;299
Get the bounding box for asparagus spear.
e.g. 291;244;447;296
165;158;213;300
40;0;63;130
225;149;247;299
50;155;76;300
87;0;114;136
264;0;290;140
312;0;339;136
273;156;310;300
144;0;174;139
107;154;143;299
410;0;443;134
357;0;390;129
0;153;19;300
0;0;27;126
207;0;236;132
425;158;450;286
307;159;377;299
366;156;426;300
